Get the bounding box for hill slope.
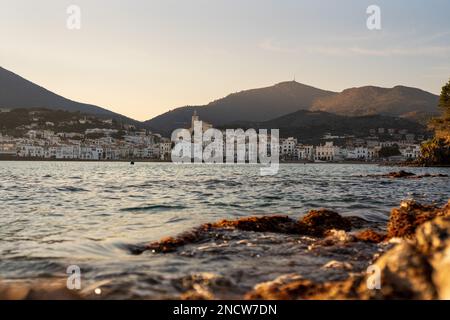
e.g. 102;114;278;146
228;109;428;143
311;85;439;120
144;81;335;135
145;82;439;135
0;67;140;125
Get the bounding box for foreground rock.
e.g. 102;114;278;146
2;200;449;300
387;200;450;238
0;280;80;300
137;209;374;254
245;200;450;300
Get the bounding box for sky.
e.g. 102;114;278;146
1;0;449;121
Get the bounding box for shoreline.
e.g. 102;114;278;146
1;157;449;167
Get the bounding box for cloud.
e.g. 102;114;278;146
259;38;450;58
258;38;301;54
346;46;450;57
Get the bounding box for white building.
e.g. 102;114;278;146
401;145;421;159
346;147;369;160
18;145;44;158
159;140;172;160
315;142;340;161
297;145;314;160
280;137;297;157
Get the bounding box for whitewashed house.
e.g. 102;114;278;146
315;142;340;161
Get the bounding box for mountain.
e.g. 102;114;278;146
0;67;140;126
311;85;440;120
144;81;335;135
227;109;428;144
145;82;439;135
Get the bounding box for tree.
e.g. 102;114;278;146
378;144;401;158
419;138;450;166
439;78;450;117
429;78;450;139
419;78;450;165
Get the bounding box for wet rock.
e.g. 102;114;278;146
367;171;448;179
322;260;353;270
364;242;437;299
0;280;81;300
355;229;386;243
245;274;321;300
387;200;448;239
145;226;211;253
245;274;363;300
415;216;450;299
173;273;234;300
211;216;302;234
388;170;416;178
246;202;450;300
300;209;352;237
141;211;361;254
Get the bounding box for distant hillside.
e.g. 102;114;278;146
0;67;141;126
311;85;440;121
145;82;439;135
223;109;428;144
0;108;129;137
144;81;335;135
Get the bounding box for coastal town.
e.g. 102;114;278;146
0;109;426;162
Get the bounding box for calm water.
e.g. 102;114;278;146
0;162;449;298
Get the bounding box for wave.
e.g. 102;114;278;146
55;186;88;192
120;204;187;212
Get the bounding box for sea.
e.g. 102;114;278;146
0;161;449;298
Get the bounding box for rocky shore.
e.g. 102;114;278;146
1;197;449;300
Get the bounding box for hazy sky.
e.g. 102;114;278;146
1;0;449;120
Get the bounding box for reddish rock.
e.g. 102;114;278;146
389;170;416;178
244;275;321;300
387;200;447;239
211;215;302;234
355;229;386;243
145;226;211;253
300;209;352;237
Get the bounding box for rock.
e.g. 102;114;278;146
211;216;302;234
324;229;355;243
145;226;210;253
389;170;416;178
0;280;81;300
244;274;320;300
141;210;360;254
354;229;386;243
363;242;437;299
415;216;450;299
245;274;363;300
387;200;446;239
322;260;353;270
367;171;448;179
300;209;352;237
173;273;234;300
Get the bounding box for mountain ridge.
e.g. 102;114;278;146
0;66;141;126
223;109;428;144
145;81;439;135
0;67;440;137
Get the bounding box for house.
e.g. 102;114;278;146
159;139;172;160
297;145;314;160
280;137;297;158
315;142;340;161
346;147;369;160
401;145;421;159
